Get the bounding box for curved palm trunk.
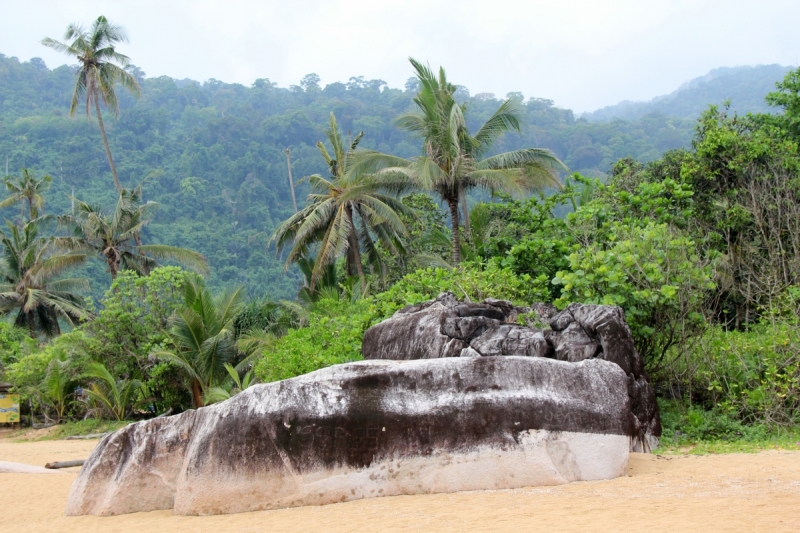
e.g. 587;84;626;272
345;206;367;290
94;98;123;194
107;253;120;281
191;379;204;409
26;311;36;339
285;148;298;213
447;195;461;266
459;183;470;236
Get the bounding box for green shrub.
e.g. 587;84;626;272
0;322;26;378
4;330;91;417
88;266;187;378
657;399;771;446
553;222;715;365
371;262;548;320
687;322;800;426
254;299;371;383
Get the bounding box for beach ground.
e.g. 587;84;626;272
1;430;798;533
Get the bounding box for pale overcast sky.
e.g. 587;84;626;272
1;0;797;112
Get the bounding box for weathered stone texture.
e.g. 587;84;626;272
362;293;661;451
67;357;631;517
67;293;661;517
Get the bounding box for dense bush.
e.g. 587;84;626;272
553;222;715;364
254;298;370;383
3;330;91;416
657;399;771;446
371;261;548;318
674;321;800;427
0;322;27;376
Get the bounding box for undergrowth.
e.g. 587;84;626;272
655;399;800;454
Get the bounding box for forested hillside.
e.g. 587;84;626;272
585;64;792;122
0;54;784;297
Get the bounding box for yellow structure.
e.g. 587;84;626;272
0;393;20;423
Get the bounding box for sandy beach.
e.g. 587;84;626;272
1;434;798;533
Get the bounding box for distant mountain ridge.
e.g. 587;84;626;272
583;64;793;122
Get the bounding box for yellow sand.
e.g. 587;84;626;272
1;435;798;533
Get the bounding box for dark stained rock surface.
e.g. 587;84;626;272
362;293;467;360
469;324;552;358
67;357;633;517
362;293;661;451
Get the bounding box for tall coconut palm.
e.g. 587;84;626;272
151;275;247;408
55;185;208;281
0;169;52;221
352;58;568;266
271;113;410;290
0;218;90;338
42;16;141;193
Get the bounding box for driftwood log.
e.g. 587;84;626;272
45;460;85;469
65;433;109;440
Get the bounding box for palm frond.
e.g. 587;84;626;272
135;244;209;274
472;98;523;154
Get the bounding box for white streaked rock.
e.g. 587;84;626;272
67;357;634;516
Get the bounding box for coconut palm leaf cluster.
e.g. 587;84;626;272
55;183;208;281
152;275;266;408
0;169;52;221
351;59;567;266
0;218;90;338
273;59;567;289
42;15;141;193
272;112;412;292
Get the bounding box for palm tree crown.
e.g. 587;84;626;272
42;16;141;193
272;112;410;290
353;58;568;265
152;275;248;408
55;185;208;281
0;168;52;221
0;218;90;338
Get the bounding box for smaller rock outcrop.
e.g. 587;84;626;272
362;293;661;451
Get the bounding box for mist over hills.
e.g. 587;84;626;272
583;64;792;122
0;53;790;298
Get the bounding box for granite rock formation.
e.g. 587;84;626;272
67;357;632;516
362;293;660;451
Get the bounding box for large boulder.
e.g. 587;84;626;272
67;357;632;517
362;293;660;451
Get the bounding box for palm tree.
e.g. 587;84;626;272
152;275;248;409
0;218;90;338
42;16;141;193
272;112;410;290
352;59;568;265
83;362;145;421
0;169;52;221
201;363;258;405
55;185;208;281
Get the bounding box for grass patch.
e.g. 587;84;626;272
11;419;132;442
656;434;800;455
655;398;800;454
